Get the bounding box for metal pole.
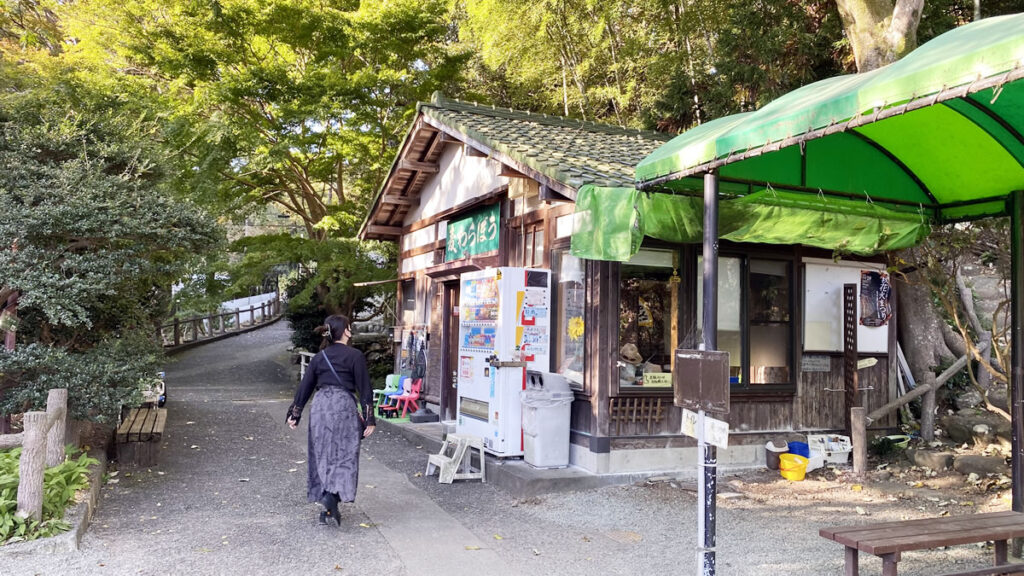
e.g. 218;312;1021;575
699;171;719;575
1010;189;1024;513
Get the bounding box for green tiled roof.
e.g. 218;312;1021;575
419;93;671;190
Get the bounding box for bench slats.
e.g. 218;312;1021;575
821;511;1021;539
116;406;168;468
824;512;1024;555
152;408;167;442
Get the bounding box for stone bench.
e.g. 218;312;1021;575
115;406;167;467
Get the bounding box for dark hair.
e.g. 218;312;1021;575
324;315;350;342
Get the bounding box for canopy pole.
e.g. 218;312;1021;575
1011;189;1024;514
698;171;719;576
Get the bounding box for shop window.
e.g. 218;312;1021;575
552;249;585;389
698;255;794;391
523;222;545;268
400;279;416;326
618;249;678;390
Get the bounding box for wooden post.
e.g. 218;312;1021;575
173;318;181;346
218;313;224;334
45;388;67;468
249;305;255;326
921;372;937;441
260;302;266;323
852;406;867;477
192;319;199;342
235;309;240;330
17;411;46;521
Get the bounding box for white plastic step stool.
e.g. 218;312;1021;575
425;433;486;484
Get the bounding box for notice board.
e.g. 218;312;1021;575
803;258;888;354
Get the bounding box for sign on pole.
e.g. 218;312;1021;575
673;349;730;414
681;409;729;449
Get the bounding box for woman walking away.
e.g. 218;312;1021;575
286;315;376;525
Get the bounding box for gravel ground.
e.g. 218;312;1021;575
1;321;1015;576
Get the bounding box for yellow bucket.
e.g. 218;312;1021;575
779;453;809;481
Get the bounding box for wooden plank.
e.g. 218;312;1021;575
139;407;158;441
821;511;1020;541
397;159;439;174
117;409;141;443
822;512;1024;555
127;408;150;443
381;194;416;206
152;408;168;441
866;523;1024;556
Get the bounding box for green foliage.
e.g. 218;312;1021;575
1;33;221;422
0;446;97;545
66;0;467;239
0;336;162;424
232;233;395;321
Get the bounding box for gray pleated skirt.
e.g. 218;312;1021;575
307;386;361;503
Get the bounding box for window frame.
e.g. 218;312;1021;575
613;247;682;396
695;247;798;396
550;243;587;391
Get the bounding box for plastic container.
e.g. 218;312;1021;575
787;441;810;458
765;440;788;471
521;371;574;469
884;434;911;449
779;453;809;481
805;452;826;473
807;434;853;464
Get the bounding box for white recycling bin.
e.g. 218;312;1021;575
521;371;574;468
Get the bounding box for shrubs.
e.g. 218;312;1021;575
0;446;97;545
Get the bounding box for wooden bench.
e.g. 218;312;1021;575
115;406;167;467
820;510;1024;576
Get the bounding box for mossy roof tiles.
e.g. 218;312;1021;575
419;94;671;189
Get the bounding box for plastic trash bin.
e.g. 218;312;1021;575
522;371;574;469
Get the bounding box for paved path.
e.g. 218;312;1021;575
2;322;1006;576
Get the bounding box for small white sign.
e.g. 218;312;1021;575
857;357;878;370
681;409;729;448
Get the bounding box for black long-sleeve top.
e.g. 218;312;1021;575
289;343;376;427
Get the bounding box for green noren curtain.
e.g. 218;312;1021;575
569;186;930;261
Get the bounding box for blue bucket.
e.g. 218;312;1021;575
788;441;810;458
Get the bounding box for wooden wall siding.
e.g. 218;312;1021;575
609;397;667;435
798;356;894;430
727;400;795;432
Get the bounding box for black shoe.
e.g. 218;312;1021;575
318;510;328;525
320;493;340;527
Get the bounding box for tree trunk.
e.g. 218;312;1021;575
895;277;957;378
835;0;925;72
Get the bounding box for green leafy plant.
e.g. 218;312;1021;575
0;446;97;545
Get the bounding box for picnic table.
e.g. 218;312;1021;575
820;510;1024;576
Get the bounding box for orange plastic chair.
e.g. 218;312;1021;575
392;378;421;418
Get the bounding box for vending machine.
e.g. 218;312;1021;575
456;267;551;456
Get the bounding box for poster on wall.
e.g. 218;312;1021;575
859;270;892;327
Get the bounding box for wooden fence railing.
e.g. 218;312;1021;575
0;388;68;521
157;297;282;348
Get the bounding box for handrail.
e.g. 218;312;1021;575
0;388;68;521
157;296;282;348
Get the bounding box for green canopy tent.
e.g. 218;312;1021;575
573;13;1024;572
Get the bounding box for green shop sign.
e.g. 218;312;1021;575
445;204;499;261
